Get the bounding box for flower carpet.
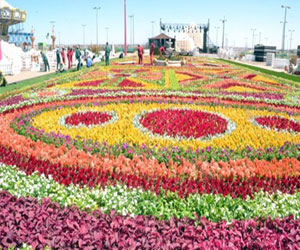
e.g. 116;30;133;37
1;57;300;249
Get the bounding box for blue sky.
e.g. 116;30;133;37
8;0;300;49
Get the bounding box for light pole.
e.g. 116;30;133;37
129;15;134;48
82;24;86;47
264;37;269;45
93;7;101;45
124;0;127;56
132;15;135;48
214;26;220;46
288;29;295;51
250;28;256;48
244;37;248;50
225;34;228;49
281;5;291;52
58;32;61;46
220;17;227;49
151;21;155;37
50;21;55;36
106;27;109;43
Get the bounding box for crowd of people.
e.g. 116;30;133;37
39;42;115;73
40;46;100;73
39;42;167;74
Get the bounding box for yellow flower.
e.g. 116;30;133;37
32;102;300;151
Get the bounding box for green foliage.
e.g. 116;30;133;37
7;243;51;250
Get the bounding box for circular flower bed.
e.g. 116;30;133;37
138;109;230;139
58;110;118;129
254;116;300;133
64;111;112;126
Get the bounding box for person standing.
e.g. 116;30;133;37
68;48;74;69
150;42;155;65
75;47;82;71
56;49;61;71
67;48;71;69
105;42;111;66
0;70;7;87
61;48;66;66
41;51;50;72
138;45;144;65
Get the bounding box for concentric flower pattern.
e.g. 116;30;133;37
0;57;300;249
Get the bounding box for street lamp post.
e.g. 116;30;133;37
264;37;269;45
250;28;256;48
151;21;155;37
220;18;227;49
82;24;86;47
106;27;109;43
129;15;134;48
281;5;291;52
58;32;61;46
215;26;220;47
244;37;248;50
124;0;127;56
93;7;101;45
288;29;295;51
132;15;135;48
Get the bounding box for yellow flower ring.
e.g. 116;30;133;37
30;100;300;151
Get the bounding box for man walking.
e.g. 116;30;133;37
138;45;144;65
41;51;50;72
150;42;155;65
105;42;111;66
75;47;82;71
56;49;61;71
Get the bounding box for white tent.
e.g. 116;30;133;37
0;40;23;75
175;33;195;52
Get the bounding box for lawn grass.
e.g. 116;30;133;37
1;72;56;95
219;59;300;83
0;70;74;96
169;70;180;90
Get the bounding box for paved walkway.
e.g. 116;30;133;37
230;59;285;73
6;70;55;85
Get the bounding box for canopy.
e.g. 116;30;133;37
0;0;15;9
